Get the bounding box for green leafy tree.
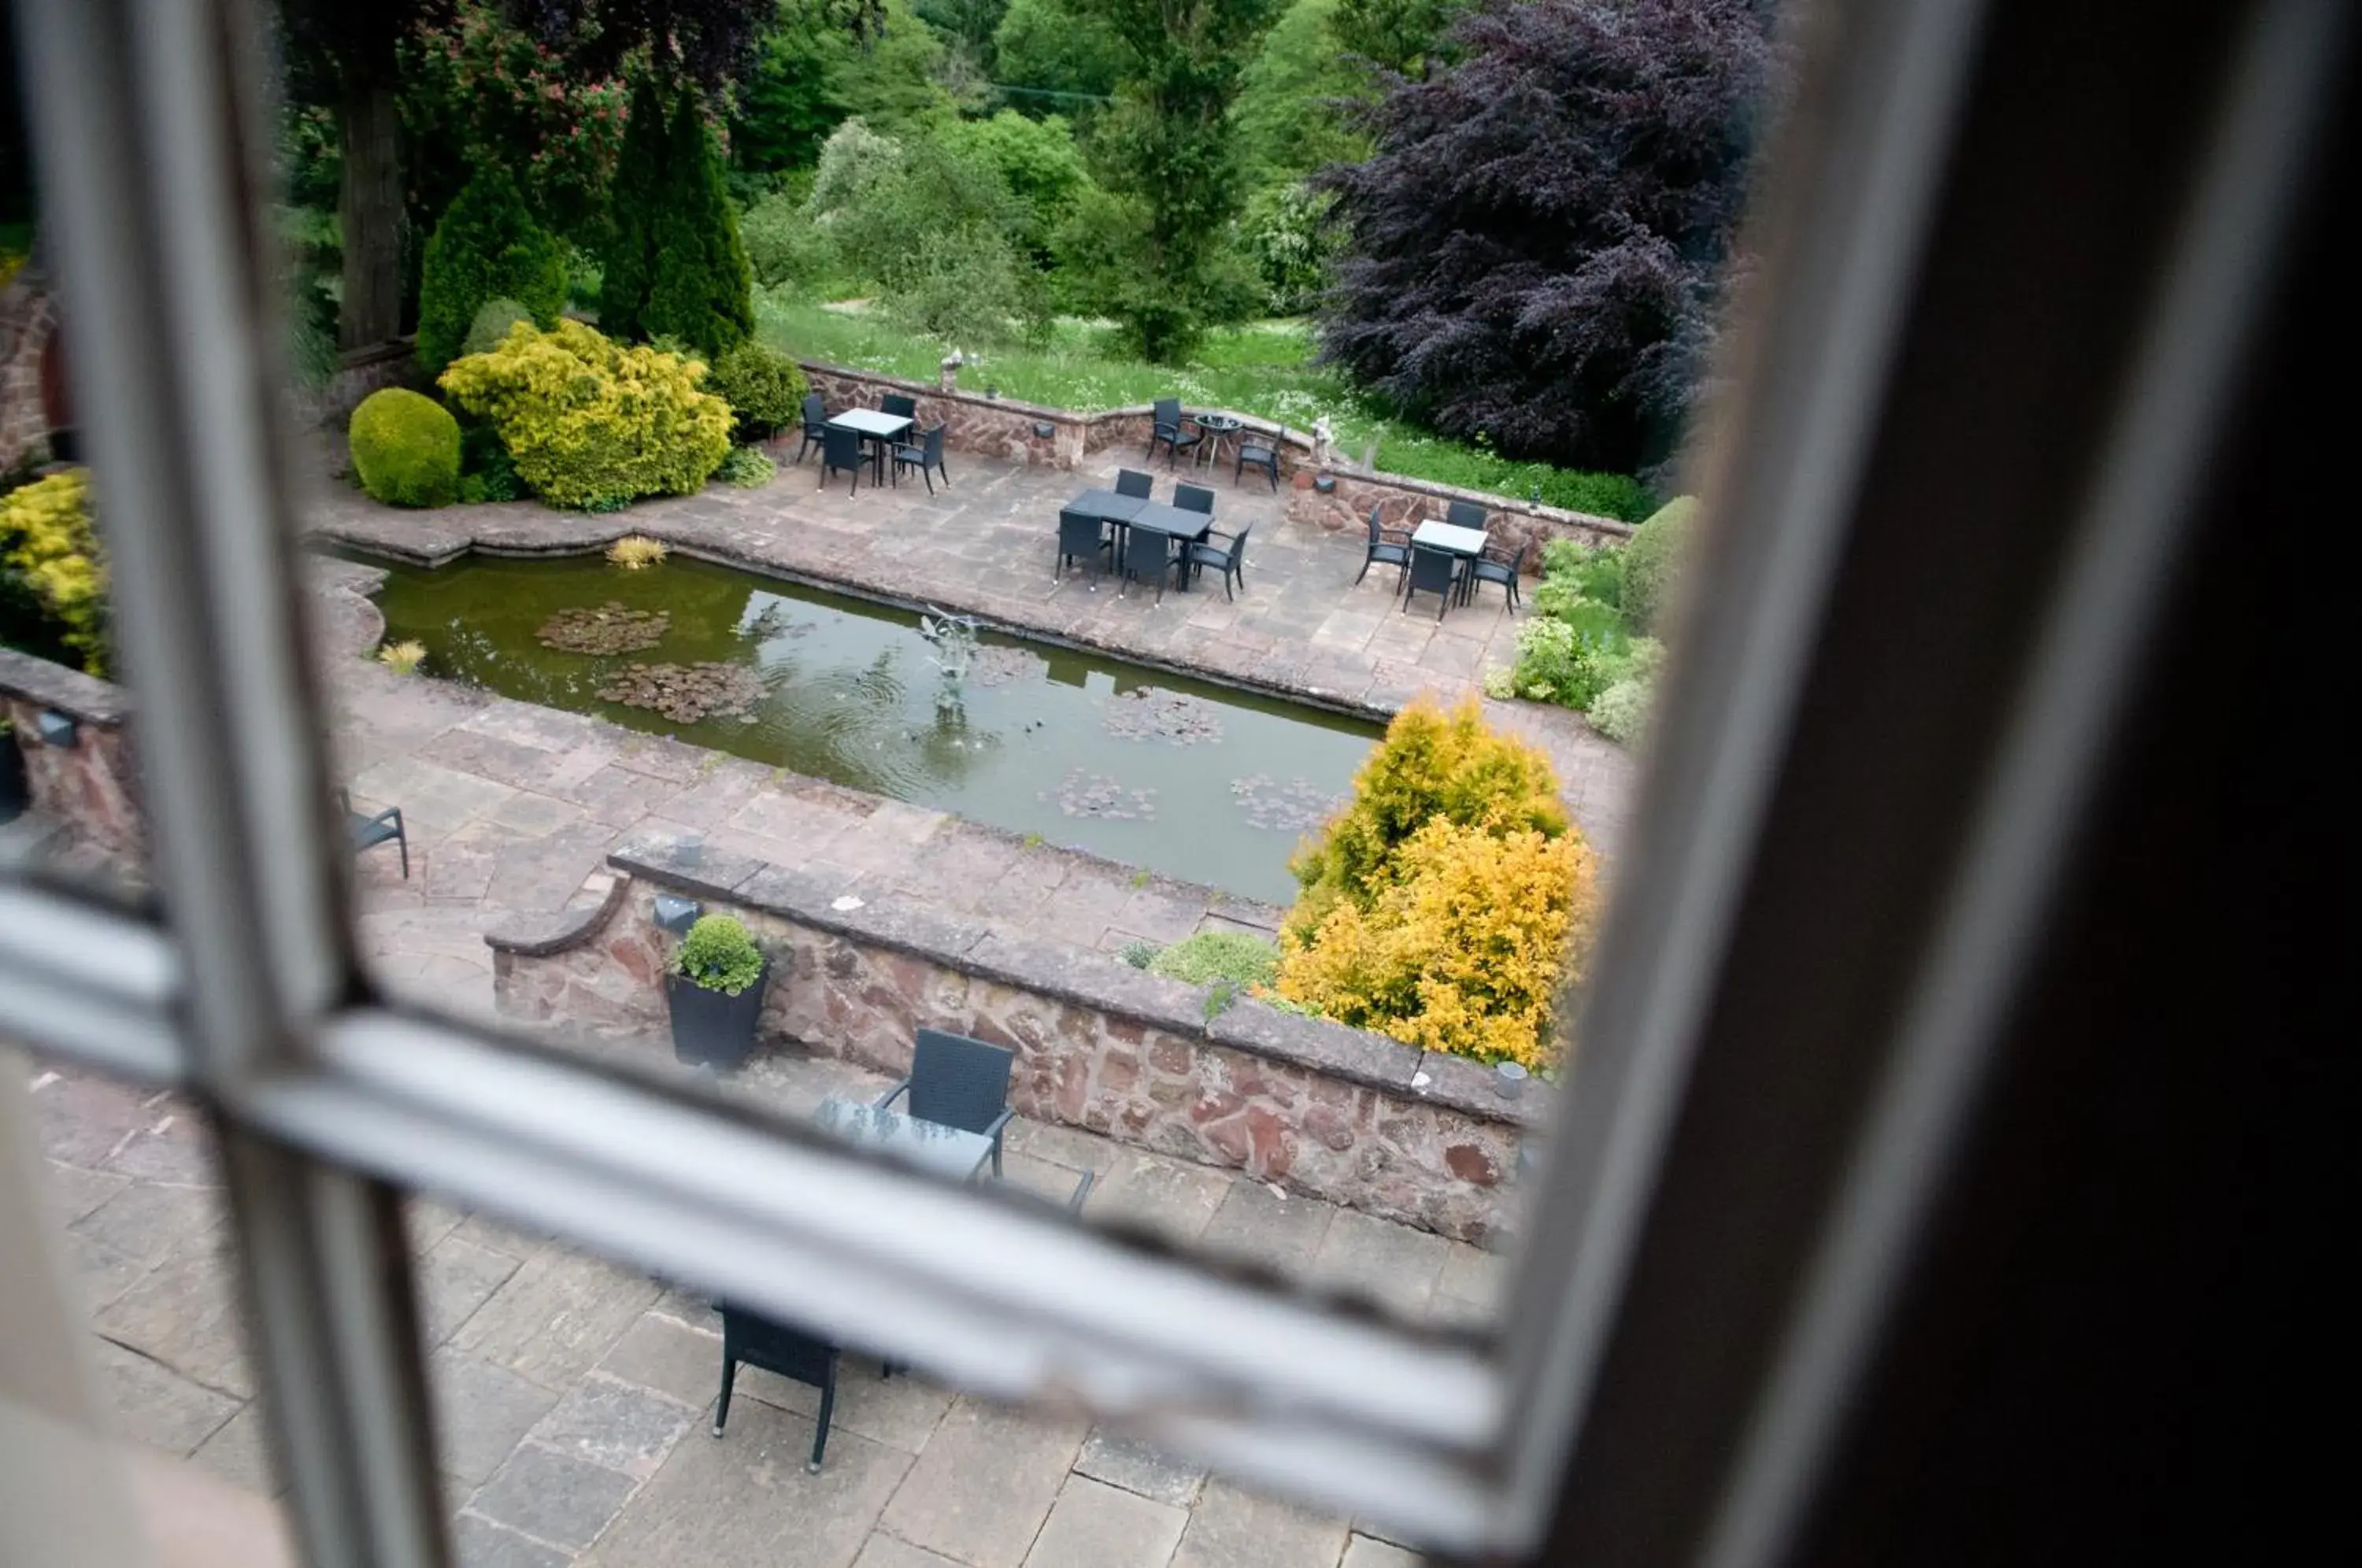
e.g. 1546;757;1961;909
1232;0;1371;184
1057;0;1285;361
415;167;568;372
731;0;950;176
1327;0;1461;78
991;0;1134;115
602;87;756;355
937;111;1093;261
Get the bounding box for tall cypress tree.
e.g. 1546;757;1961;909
642;96;755;357
414;166;569;373
598;80;669;342
598;86;753;357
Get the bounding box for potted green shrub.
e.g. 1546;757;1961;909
665;913;770;1070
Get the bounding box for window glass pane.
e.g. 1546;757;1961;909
13;1051;295;1557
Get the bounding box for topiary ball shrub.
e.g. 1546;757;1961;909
1147;930;1279;990
1620;495;1696;635
415;168;568;375
438;320;731;510
461;298;535;360
672;914;765;995
348;389;461;508
705;341;809;441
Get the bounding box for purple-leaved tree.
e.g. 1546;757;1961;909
1318;0;1776;477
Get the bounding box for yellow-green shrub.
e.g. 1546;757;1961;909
437;319;731;510
348;388;461;508
1;468;109;675
1285;696;1568;941
1277;816;1598;1070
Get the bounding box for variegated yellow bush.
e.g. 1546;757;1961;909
1278;815;1598;1070
437;319;730;511
1;468;109;675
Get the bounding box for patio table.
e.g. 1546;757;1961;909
1064;489;1213;590
827;409;915;483
1188;413;1244;472
813;1096;994;1183
1412;519;1490;605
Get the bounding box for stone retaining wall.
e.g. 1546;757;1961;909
1288;466;1635;575
0;647;143;859
1;272;61;473
490;838;1546;1244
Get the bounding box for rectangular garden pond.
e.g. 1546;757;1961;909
364;553;1382;904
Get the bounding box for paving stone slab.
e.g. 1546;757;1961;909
419;1234;528;1348
87;1336;241;1455
1199;1178;1338;1278
29;1073;158;1168
189;1400;283;1496
1341;1533;1427;1567
1169;1479;1351;1568
1090;1149;1234;1246
878;1396;1087;1568
451;1245;662;1389
581;1397;912;1568
528;1372;699;1481
65;1230;153;1315
852;1536;966;1568
1073;1427;1205;1509
1309;1209;1450;1319
94;1230;254;1397
452;1514;575;1568
43;1159;131;1224
737;1358;953;1456
468;1441;640;1552
596;1311;726;1410
72;1180;228;1265
1023;1474;1187;1568
101;1108;221;1185
430;1350;567;1488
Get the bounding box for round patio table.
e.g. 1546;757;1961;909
1189;413;1244;472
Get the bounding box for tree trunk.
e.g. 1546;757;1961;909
337;81;403;351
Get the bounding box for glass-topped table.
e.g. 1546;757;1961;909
827;409;916;482
813;1097;994;1182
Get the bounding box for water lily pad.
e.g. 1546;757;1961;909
967;645;1049;688
1103;686;1224;745
595;661;768;724
1042;767;1158;822
536;602;671;655
1230;773;1346;833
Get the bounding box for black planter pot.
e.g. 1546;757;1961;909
666;958;770;1071
1;730;28;824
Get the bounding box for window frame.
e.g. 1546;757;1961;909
3;0;2342;1563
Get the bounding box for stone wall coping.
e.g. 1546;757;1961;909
1315;462;1637;539
483;871;629;957
0;645;128;723
565;836;1549;1122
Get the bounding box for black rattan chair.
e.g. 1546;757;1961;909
1147;398;1201;467
880;393;917;421
1403;544;1460;621
1354;505;1412;590
1186;523;1251;601
1446;499;1490;531
1467;538;1528;613
1173;483;1215;514
1115;468;1154;498
819;424;864;495
1118;523;1179;604
335;787;408;878
893;424;950;494
1057;507;1113;584
794;392;827;464
877;1029;1016;1176
1235;438;1280;491
712;1307;854;1470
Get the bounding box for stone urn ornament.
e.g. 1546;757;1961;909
665;913;771;1071
938;350;963;393
1311;414;1335;468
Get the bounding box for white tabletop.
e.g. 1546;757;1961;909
827;409;914;438
1412;520;1489;555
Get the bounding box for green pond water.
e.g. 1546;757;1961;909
366;554;1381;904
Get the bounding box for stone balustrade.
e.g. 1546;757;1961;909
0;647;143;860
489;836;1548;1244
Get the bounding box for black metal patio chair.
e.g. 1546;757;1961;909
1467;538;1528;613
711;1307;881;1471
794;392;827;464
879;393;917;421
1234;436;1280;491
1186;523;1252;601
1353;505;1413;590
893;424;950;494
1057;506;1113;584
1173;483;1215;514
1402;544;1461;622
1147;398;1201;467
877;1028;1016;1176
1117;523;1180;604
819;424;865;495
335;787;407;878
1446;499;1490;531
1115;468;1154;498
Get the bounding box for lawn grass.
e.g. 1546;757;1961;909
757;295;1655;522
